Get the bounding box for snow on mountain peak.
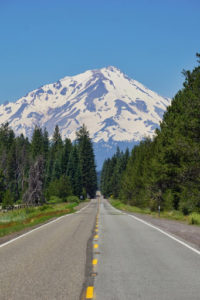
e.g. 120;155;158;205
0;66;171;167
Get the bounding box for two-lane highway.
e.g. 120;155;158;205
1;197;200;300
0;200;98;300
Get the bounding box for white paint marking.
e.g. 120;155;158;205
75;202;91;214
109;202;200;256
128;214;200;256
0;202;91;249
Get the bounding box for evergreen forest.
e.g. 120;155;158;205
101;54;200;215
0;124;97;208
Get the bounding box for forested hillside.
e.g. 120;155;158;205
0;123;97;208
101;54;200;215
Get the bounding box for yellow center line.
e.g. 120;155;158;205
92;259;98;265
86;286;94;299
94;244;98;249
94;235;98;239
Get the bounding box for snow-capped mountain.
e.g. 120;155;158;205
0;66;170;168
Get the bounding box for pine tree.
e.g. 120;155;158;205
52;125;63;150
67;145;83;197
0;170;6;203
42;128;49;161
61;138;72;175
51;125;63;180
76;125;97;198
31;126;44;159
6;141;19;200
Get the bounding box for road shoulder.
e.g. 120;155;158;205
0;201;90;246
114;208;200;250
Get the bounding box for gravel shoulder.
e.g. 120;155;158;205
122;210;200;250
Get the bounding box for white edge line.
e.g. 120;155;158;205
109;202;200;256
128;214;200;256
0;202;91;249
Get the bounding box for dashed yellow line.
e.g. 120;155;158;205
94;244;98;249
92;259;98;265
95;229;98;232
94;234;98;239
86;286;94;299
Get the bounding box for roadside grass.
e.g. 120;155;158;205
188;213;200;225
0;202;78;238
110;199;200;225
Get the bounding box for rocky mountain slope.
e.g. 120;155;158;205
0;66;170;168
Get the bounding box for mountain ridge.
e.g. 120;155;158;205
0;66;171;168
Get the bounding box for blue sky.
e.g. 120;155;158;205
0;0;199;104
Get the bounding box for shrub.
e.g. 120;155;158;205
25;207;35;214
47;176;72;200
2;190;14;209
179;201;192;216
188;213;200;225
66;195;80;203
48;196;62;203
40;204;49;211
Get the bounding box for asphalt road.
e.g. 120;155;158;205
94;198;200;300
1;197;200;300
0;200;97;300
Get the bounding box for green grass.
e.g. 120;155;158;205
110;199;151;214
188;213;200;225
0;202;78;238
110;199;200;225
47;196;63;204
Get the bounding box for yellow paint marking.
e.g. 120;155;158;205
94;244;98;249
92;259;98;265
86;286;94;299
94;235;98;239
95;229;98;232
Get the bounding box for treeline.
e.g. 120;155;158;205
100;147;130;198
101;53;200;215
0;123;97;207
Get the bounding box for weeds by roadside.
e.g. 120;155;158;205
0;202;78;238
110;199;200;225
188;213;200;225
